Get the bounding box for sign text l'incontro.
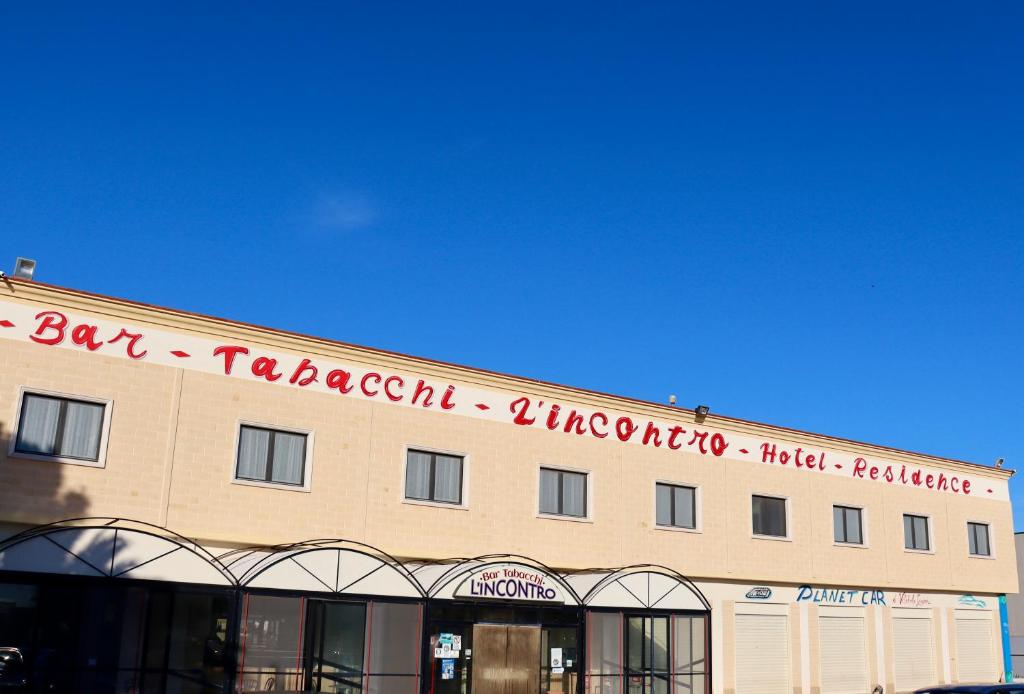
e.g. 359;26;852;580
0;302;1001;500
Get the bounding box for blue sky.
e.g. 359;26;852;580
2;3;1022;523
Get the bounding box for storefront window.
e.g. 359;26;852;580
586;612;624;694
142;588;232;693
541;627;579;694
0;579;231;693
307;601;365;694
626;616;669;694
587;612;707;694
238;594;305;691
670;616;706;694
366;602;422;694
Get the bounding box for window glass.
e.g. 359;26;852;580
164;592;231;688
366;602;421;687
968;522;991;556
655;484;672;526
562;471;586;517
15;393;105;461
671;614;706;677
833;506;863;544
539;468;587;517
539;468;560;514
235;426;307;486
305;601;366;693
270;431;305;485
15;394;61;455
237;427;270;480
752;495;787;537
238;594;303;689
650;617;669;672
656;484;696;529
404;450;463;504
904;514;930;551
405;451;432;499
586;612;623;694
541;626;579;694
61;401;104;459
433;455;462;503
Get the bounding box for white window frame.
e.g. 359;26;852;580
230;420;314;493
750;493;791;541
401;444;470;511
653;480;702;533
536;464;592;523
832;503;869;548
902;512;934;554
966;520;995;559
9;386;113;469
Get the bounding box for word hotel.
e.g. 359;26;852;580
0;276;1014;694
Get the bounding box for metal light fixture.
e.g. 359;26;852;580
695;405;710;417
13;257;36;280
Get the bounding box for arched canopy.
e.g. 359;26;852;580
0;518;235;586
563;565;710;611
220;539;424;598
411;554;582;606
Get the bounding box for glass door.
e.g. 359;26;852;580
305;600;367;694
625;616;669;694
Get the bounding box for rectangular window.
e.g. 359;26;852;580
967;522;991;557
752;495;787;538
656;483;697;529
404;450;463;504
833;505;864;544
235;425;307;486
539;468;587;518
14;392;106;462
903;514;931;551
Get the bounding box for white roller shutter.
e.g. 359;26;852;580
956;613;996;683
734;612;790;694
819;615;868;694
893;613;936;693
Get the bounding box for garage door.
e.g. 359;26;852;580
819;614;868;694
956;613;996;682
893;613;935;693
735;612;790;694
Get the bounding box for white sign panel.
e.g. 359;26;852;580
453;563;566;604
0;297;1006;501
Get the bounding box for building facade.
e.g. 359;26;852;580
0;279;1015;694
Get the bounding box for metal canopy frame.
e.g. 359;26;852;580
0;517;236;586
563;564;712;611
219;538;426;598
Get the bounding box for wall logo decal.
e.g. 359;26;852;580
890;593;932;608
745;587;773;600
958;595;987;608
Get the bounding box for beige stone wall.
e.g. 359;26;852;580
0;281;1016;596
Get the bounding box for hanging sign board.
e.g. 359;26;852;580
453;563;566;604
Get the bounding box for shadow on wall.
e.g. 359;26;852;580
0;420;91;536
0;418;113;577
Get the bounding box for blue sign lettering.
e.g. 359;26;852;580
795;585;886;605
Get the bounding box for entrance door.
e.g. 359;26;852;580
625;616;670;694
471;624;540;694
305;600;367;693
